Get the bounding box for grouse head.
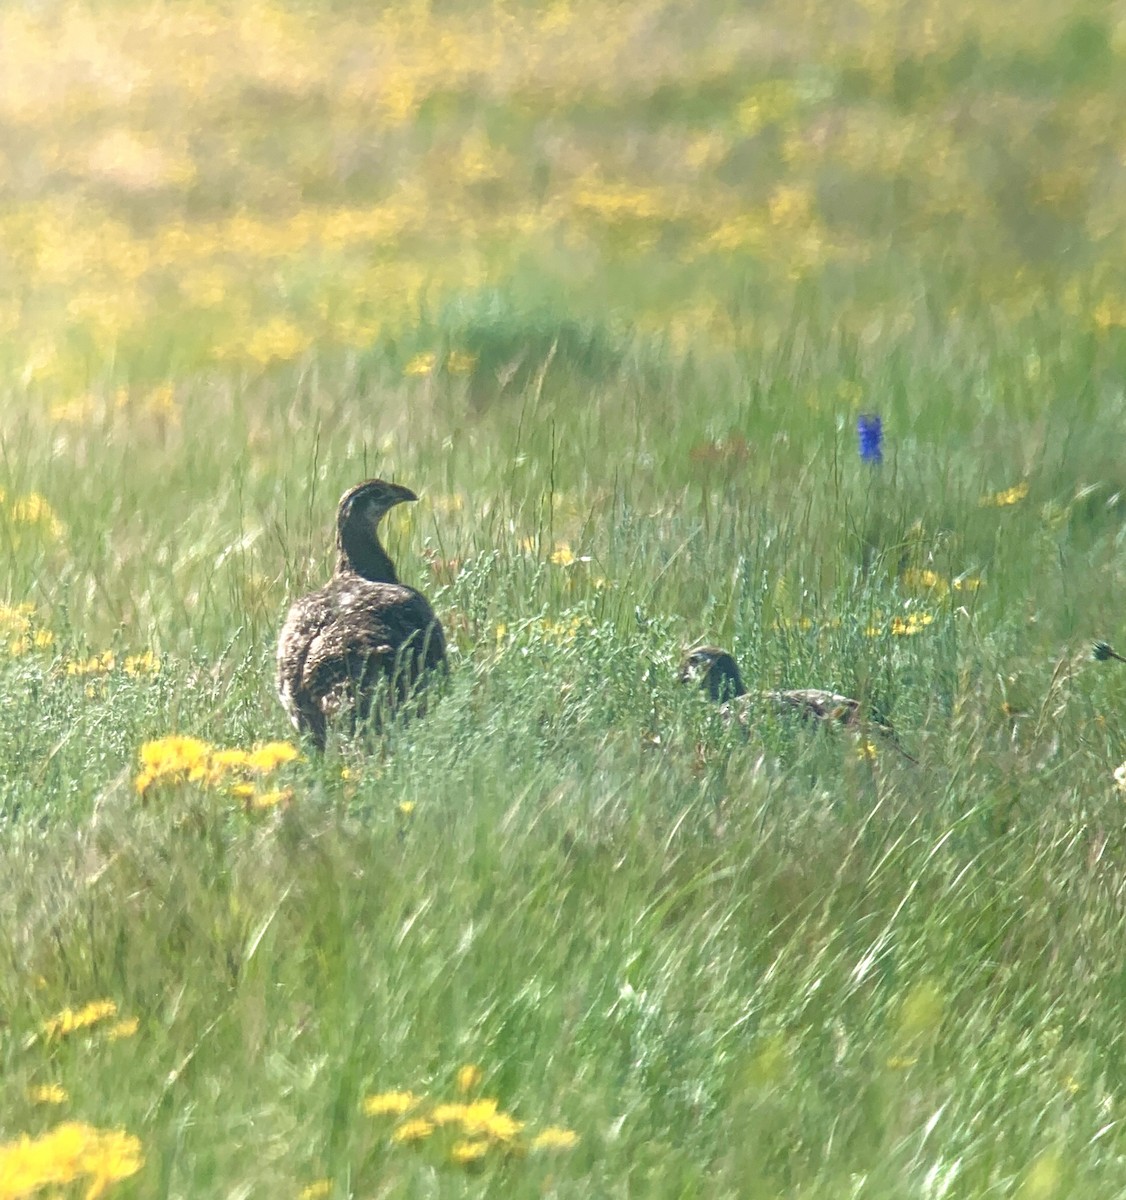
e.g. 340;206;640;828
335;478;418;582
679;646;747;702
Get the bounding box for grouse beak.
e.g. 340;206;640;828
389;484;418;506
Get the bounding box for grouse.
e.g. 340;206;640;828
679;645;912;757
277;479;446;750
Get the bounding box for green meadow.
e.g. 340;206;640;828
3;0;1126;1195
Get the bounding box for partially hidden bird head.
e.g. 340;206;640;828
679;646;748;702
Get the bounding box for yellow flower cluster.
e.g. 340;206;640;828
40;999;139;1045
0;1122;143;1200
64;650;161;678
363;1067;579;1168
980;481;1030;507
0;602;54;657
3;490;65;543
865;611;936;638
133;736;299;808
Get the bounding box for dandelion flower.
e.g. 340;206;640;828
430;1102;471;1125
530;1127;580;1151
123;651;161;676
980;480;1029;507
456;1064;483;1093
245;788;293;811
403;352;436;377
889;612;934;636
450;1139;490;1165
28;1084;69;1105
0;1121;143;1196
397;801;415;817
42;999;118;1039
390;1118;435;1144
245;741;301;772
900;568;948;597
106;1017;140;1040
362;1091;419;1117
459;1099;524;1142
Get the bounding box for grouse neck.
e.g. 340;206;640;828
336;524;400;584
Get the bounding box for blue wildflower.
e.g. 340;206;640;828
857;414;883;464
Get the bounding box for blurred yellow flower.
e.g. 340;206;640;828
398;801;416;817
404;352;437;377
134;736;211;794
391;1118;435;1143
297;1181;333;1200
856;739;878;762
42;999;118;1039
456;1064;482;1093
363;1091;419;1117
66;652;116;676
124;651;161;676
28;1084;68;1105
981;481;1029;507
891;612;934;636
245;741;301;772
450;1139;490;1164
106;1017;140;1040
446;350;477;375
529;1126;580;1151
900;568;949;597
549;543;576;566
0;1121;143;1196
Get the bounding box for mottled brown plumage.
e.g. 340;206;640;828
277;479;446;750
679;646;913;758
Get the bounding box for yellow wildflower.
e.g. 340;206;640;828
390;1118;435;1144
456;1064;483;1093
362;1091;419;1117
28;1084;69;1105
890;612;935;636
245;741;300;772
900;568;949;597
398;801;416;817
460;1099;524;1142
0;1122;143;1196
297;1182;333;1200
123;651;161;676
549;543;576;566
106;1017;139;1040
9;492;65;540
430;1102;470;1125
952;575;982;592
450;1139;490;1165
529;1127;580;1151
403;352;436;377
980;481;1029;507
133;735;211;794
42;999;118;1039
856;740;878;763
65;652;116;677
244;788;294;811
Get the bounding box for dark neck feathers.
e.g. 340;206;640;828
707;653;747;702
336;515;400;583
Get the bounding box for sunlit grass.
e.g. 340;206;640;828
3;0;1126;1196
